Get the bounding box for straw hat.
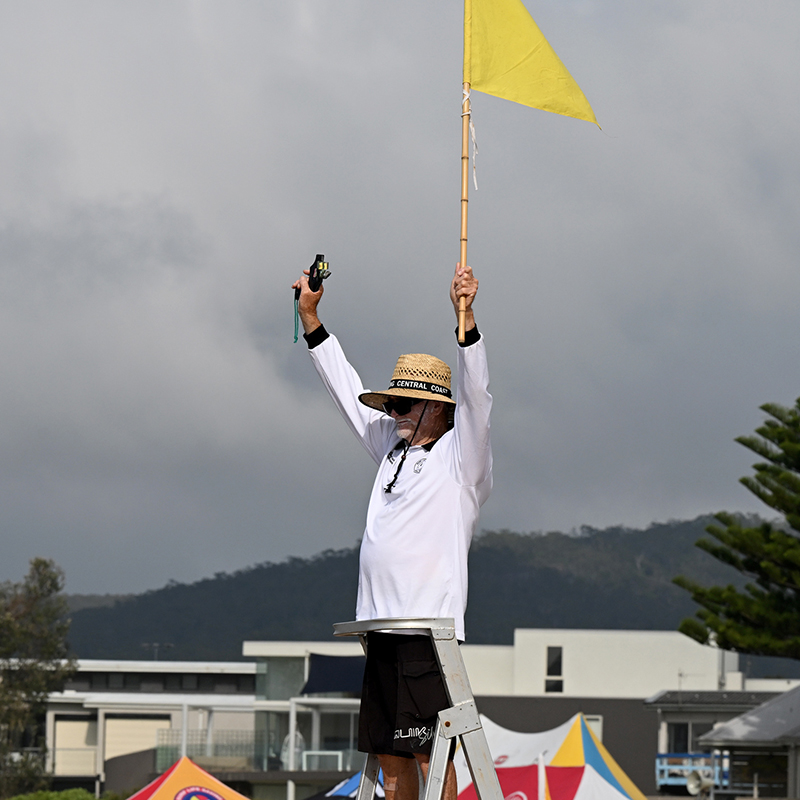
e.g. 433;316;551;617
359;353;456;411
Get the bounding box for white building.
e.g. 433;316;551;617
45;630;800;798
461;629;749;698
48;660;256;793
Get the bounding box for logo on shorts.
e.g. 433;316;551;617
413;458;427;473
394;726;433;747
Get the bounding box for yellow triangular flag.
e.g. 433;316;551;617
464;0;598;125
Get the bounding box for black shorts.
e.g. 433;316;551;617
358;632;450;757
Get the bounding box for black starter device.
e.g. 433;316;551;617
293;254;331;341
295;254;331;300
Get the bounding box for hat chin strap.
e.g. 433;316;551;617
384;401;429;494
407;399;430;447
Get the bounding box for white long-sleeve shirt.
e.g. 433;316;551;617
308;327;492;641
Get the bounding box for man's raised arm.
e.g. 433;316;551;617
450;263;492;488
291;267;395;464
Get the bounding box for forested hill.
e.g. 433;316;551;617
66;515;743;660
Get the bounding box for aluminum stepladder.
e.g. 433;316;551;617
333;618;503;800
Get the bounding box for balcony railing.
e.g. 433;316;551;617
156;730;358;774
157;729;265;772
656;753;729;790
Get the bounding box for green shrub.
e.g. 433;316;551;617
5;789;97;800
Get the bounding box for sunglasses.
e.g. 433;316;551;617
382;397;422;416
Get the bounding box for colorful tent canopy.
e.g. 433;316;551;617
127;757;250;800
455;714;647;800
307;770;385;800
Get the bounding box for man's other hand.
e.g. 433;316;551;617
291;270;323;335
450;263;477;331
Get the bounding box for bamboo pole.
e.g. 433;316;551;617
459;82;471;343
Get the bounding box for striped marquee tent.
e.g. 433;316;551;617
455;714;647;800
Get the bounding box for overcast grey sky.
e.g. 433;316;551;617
1;1;799;594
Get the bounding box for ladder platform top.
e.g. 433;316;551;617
333;618;456;636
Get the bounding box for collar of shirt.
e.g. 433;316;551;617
391;436;441;455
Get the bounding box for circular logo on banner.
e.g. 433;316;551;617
175;787;225;800
505;792;528;800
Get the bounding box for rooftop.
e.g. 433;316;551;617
700;684;800;745
646;689;780;710
75;659;256;673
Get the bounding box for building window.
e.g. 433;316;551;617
584;715;603;741
666;722;714;754
256;658;306;700
667;722;689;753
545;647;563;693
65;675;91;692
124;673;141;690
730;752;788;797
691;722;713;753
547;647;563;676
140;675;164;692
90;673;108;690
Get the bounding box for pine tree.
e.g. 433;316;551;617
675;398;800;657
0;559;76;799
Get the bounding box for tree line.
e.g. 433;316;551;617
64;515;736;660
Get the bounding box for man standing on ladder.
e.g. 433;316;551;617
292;263;492;800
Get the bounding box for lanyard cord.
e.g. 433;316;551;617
384;401;429;493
